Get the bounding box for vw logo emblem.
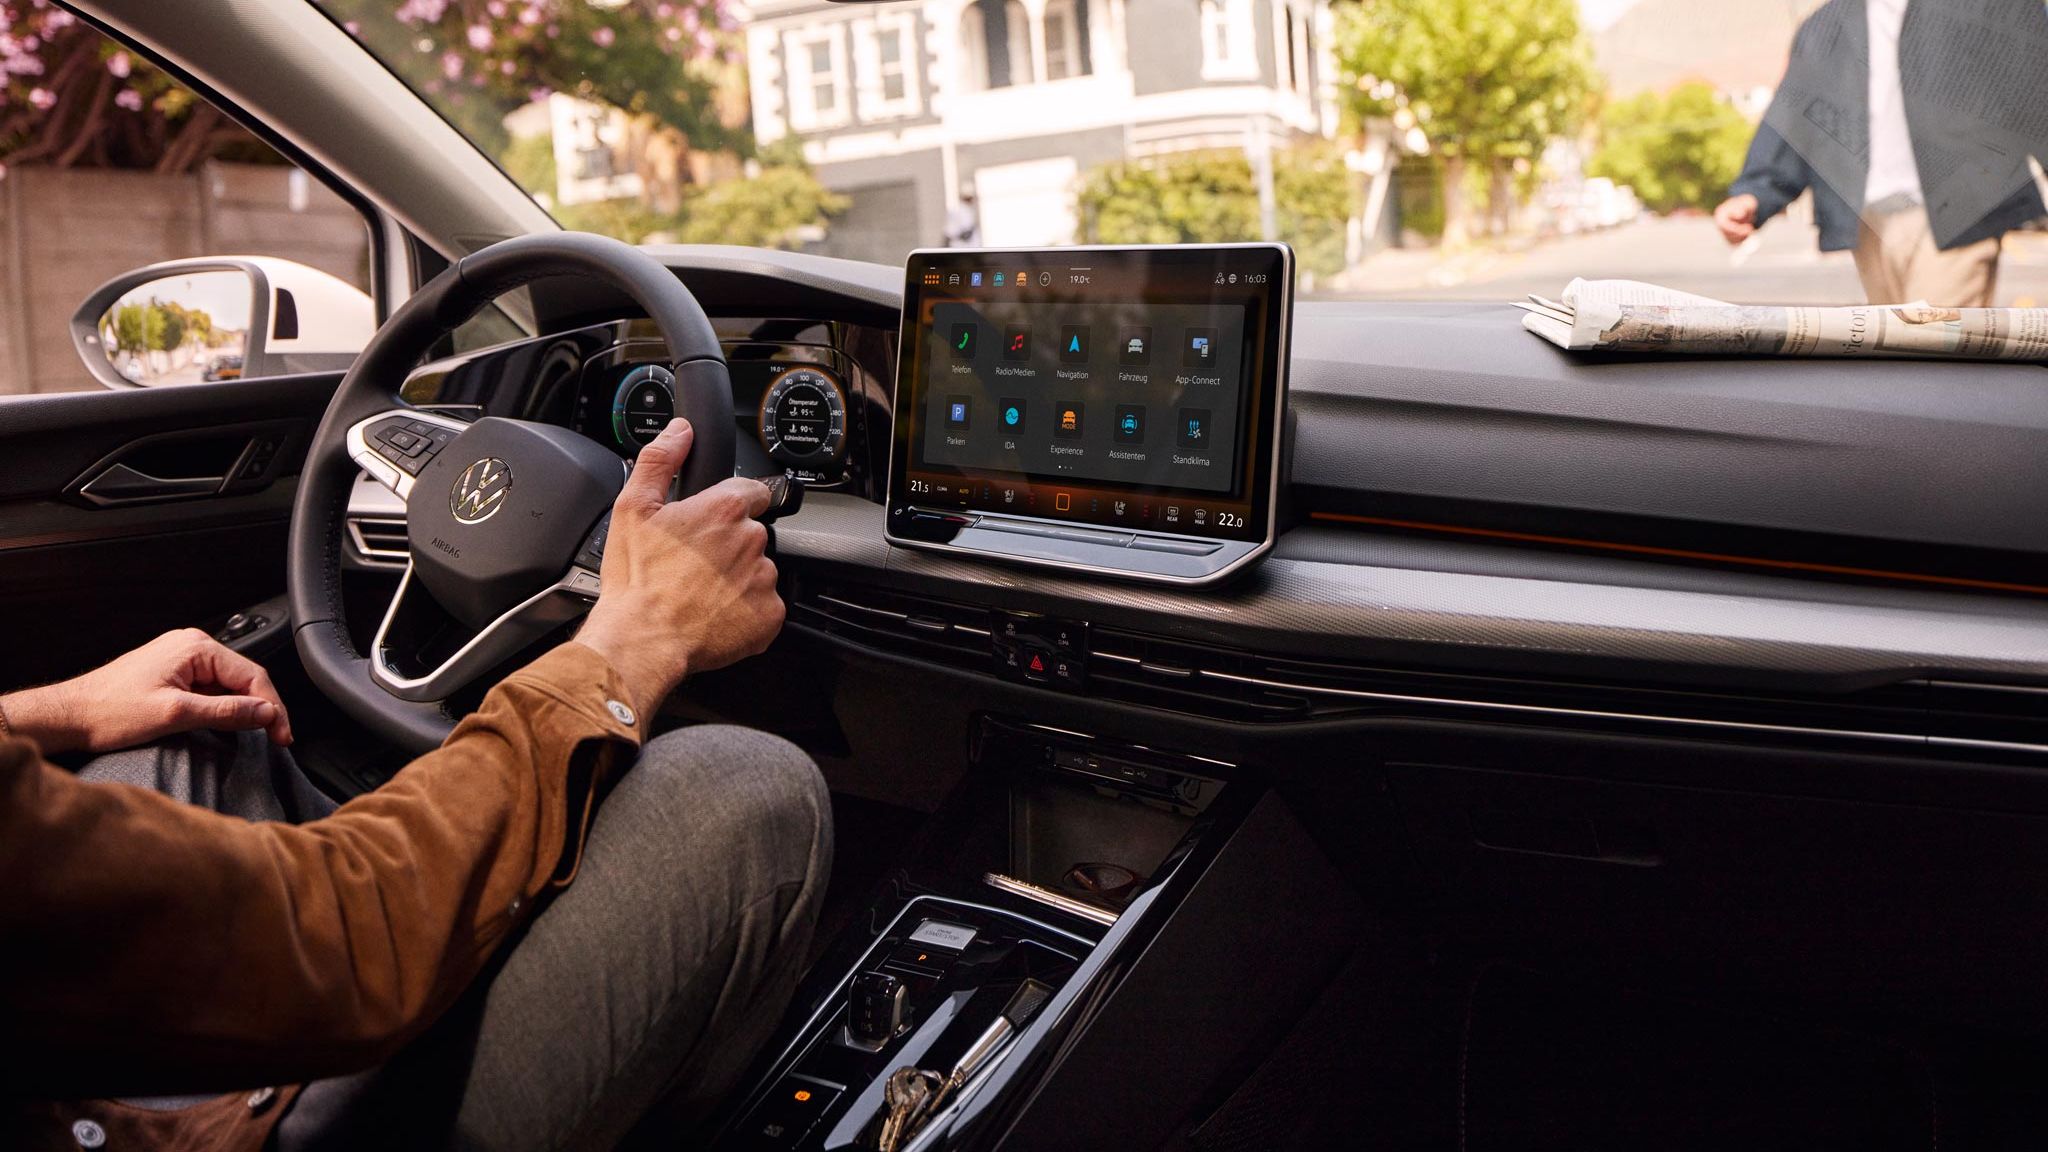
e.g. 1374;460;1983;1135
450;457;513;524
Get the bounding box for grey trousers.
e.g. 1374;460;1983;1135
79;723;832;1151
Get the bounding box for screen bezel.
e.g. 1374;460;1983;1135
886;243;1291;581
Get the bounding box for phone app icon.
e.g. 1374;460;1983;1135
1119;326;1153;365
1059;325;1090;363
950;323;977;359
994;271;1006;287
1183;327;1218;368
1177;407;1211;448
1053;401;1084;439
1114;404;1146;444
945;395;972;429
998;397;1026;433
1003;326;1031;361
970;272;983;287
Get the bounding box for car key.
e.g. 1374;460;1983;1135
877;1066;933;1152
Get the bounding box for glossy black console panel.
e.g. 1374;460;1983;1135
707;721;1244;1152
718;899;1087;1150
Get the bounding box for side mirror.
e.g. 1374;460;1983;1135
70;257;374;390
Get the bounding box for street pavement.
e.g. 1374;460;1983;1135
1321;212;2048;307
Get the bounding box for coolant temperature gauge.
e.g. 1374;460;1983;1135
758;367;846;465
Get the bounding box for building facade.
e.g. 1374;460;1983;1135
742;0;1336;264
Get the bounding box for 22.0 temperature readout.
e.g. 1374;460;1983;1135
758;368;846;464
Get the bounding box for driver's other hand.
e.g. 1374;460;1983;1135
0;628;292;755
577;418;782;719
1713;193;1759;245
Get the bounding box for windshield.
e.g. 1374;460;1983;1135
319;0;2048;307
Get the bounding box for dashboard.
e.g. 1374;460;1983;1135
352;246;2048;716
396;315;897;498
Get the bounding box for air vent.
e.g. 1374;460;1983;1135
347;516;409;566
789;582;2046;754
792;582;996;670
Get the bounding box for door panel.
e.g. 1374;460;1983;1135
0;372;340;686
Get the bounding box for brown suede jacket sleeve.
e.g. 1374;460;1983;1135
0;641;642;1097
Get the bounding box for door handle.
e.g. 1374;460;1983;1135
78;462;226;506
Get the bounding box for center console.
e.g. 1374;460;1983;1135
709;719;1235;1151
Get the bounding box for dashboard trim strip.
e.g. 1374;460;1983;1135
1195;667;1950;748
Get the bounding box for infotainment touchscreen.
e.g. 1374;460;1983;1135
887;244;1291;585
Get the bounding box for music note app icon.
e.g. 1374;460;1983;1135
1002;326;1031;361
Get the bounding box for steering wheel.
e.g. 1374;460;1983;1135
288;233;734;754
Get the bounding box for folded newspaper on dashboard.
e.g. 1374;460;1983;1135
1515;278;2048;361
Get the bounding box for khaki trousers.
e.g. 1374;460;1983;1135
1852;208;2002;307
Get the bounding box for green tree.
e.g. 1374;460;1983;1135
503;132;846;247
1274;147;1355;279
1077;150;1355;278
1587;82;1751;214
1078;152;1261;246
319;0;744;163
152;298;187;354
1335;0;1598;248
3;3;276;173
107;301;165;379
675;165;850;249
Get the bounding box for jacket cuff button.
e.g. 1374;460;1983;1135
605;699;636;727
247;1086;277;1112
71;1119;106;1148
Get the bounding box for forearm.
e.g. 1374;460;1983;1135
0;642;641;1095
0;679;88;755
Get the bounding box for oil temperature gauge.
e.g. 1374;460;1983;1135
758;367;846;465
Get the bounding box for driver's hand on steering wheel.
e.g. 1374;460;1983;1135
575;418;783;722
0;628;293;755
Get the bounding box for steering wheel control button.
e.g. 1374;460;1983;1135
576;513;612;570
606;699;636;727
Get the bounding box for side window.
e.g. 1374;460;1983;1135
0;10;374;395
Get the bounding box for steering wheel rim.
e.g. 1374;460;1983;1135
288;232;733;753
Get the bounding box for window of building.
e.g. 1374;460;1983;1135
785;26;850;130
960;4;989;91
1291;6;1314;97
1043;0;1090;81
880;28;907;101
855;13;921;119
1003;0;1031;87
1200;0;1257;81
959;0;1030;91
1284;7;1298;91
